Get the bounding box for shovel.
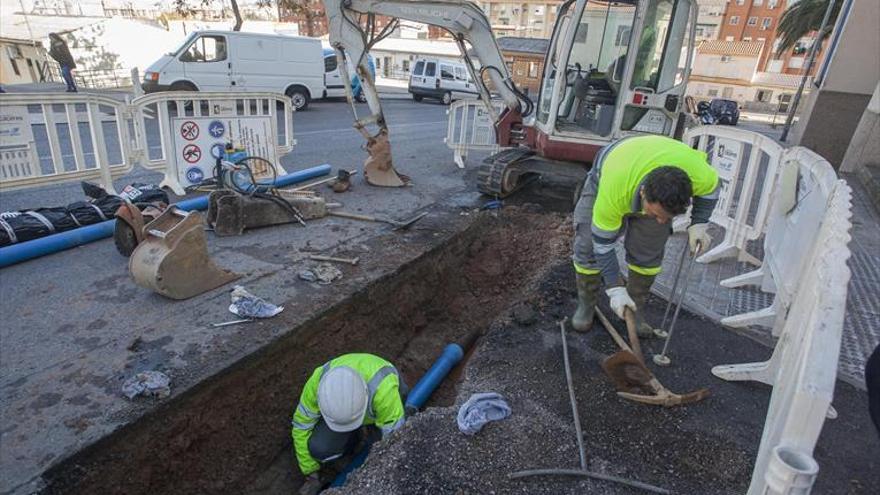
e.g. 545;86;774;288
329;210;428;231
595;307;709;407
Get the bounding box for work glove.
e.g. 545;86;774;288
606;286;637;319
298;473;322;495
687;223;711;255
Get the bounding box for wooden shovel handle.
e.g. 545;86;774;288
623;308;645;364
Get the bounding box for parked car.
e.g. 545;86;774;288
408;58;478;105
696;98;741;126
142;31;324;111
323;48;375;103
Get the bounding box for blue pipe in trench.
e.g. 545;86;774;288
0;164;332;268
330;343;466;488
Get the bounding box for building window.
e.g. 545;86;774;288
528;61;539;78
755;89;773;102
402;60;410;72
615;25;631;47
725;36;735;41
736;0;745;5
761;18;772;30
708;88;719;97
768;0;778;8
747;17;758;26
789;57;805;69
743;37;752;42
753;0;763;6
729;16;739;25
10;58;21;76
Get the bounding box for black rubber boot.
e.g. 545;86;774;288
572;272;601;332
627;272;657;339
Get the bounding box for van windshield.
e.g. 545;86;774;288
170;33;198;56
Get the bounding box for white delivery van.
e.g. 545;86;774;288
322;48;375;102
142;31;324;110
408;58;478;105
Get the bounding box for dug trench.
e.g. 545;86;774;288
40;206;573;495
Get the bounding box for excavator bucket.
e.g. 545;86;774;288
363;129;409;187
129;207;239;300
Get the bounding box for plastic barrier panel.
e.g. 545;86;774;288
682;126;784;266
0;93;136;194
720;147;840;330
445;99;506;168
131;92;294;195
712;182;852;495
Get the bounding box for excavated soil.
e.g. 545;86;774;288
330;261;880;495
41;207;571;494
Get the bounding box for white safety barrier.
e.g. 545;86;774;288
682;126;784;266
712;180;853;495
0;93;137;194
131;92;294;195
445;99;506;168
720;147;840;330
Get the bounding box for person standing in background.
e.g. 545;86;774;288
49;33;77;93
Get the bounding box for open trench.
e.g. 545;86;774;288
42;207;571;495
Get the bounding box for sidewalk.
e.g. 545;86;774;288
650;174;879;390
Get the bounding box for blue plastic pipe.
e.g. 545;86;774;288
330;343;465;488
405;343;465;410
0;164;331;269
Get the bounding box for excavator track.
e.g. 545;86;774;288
477;148;536;197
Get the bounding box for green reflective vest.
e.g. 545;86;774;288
592;135;719;234
291;353;405;475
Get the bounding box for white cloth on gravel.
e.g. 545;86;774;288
122;371;171;399
229;285;284;318
297;263;343;285
456;392;511;435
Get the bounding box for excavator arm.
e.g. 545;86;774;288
325;0;531;186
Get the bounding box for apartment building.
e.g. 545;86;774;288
718;0;825;76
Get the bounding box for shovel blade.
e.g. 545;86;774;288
601;351;656;395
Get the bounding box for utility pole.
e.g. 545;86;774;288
780;0;838;142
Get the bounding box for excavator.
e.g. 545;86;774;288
326;0;699;196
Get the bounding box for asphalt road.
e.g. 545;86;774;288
0;96;484;494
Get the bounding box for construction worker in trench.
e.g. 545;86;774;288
292;353;408;495
571;134;719;334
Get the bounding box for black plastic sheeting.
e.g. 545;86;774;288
0;182;168;247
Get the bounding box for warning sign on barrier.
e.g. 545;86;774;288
172;116;276;187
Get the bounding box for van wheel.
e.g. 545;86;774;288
169;81;197;91
412;94;423;102
441;92;453;105
287;87;310;111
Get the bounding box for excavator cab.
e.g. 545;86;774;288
468;0;698;195
529;0;697;161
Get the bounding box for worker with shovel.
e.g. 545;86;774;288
292;353;408;495
571;135;718;335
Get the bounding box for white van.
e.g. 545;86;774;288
408;58;478;105
142;31;324;110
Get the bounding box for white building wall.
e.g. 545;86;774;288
692;52;760;80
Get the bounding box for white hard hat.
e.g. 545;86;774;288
318;366;369;432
